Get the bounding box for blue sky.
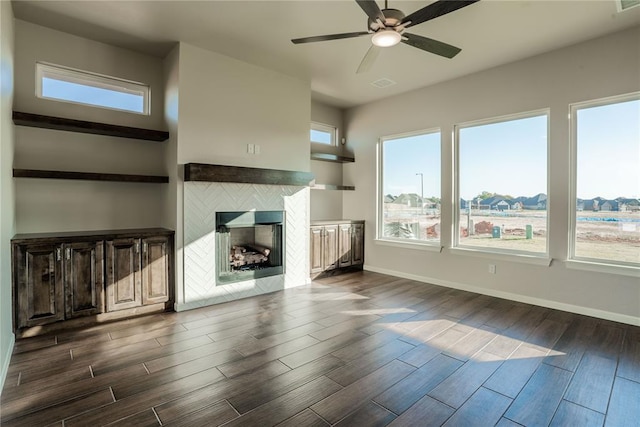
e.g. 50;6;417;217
42;78;144;113
576;98;639;199
383;131;441;198
383;99;639;201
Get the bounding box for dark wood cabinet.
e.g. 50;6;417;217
106;238;142;311
310;221;364;277
310;224;339;274
65;241;104;318
14;243;65;328
141;236;170;305
310;226;324;274
351;223;364;266
12;228;174;335
338;223;365;268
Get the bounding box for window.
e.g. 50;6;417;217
36;62;150;115
571;93;640;266
379;130;441;245
310;122;337;145
455;111;548;255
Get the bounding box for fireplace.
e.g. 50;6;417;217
215;211;284;284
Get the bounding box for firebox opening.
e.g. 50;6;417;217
215;211;284;284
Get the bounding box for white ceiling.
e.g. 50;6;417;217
11;0;640;108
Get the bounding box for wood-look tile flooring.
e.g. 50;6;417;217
2;271;639;427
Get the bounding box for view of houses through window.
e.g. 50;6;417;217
572;94;640;265
380;130;441;244
456;112;549;254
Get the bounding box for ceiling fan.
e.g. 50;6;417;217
291;0;480;73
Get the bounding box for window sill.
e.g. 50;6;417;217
565;260;640;278
375;238;442;252
447;247;552;266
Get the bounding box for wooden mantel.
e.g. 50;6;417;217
183;163;315;186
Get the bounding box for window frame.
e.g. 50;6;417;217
36;62;150;115
310;122;337;146
377;127;442;249
453;109;551;258
568;91;640;269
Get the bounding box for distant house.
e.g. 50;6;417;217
495;200;510;211
384;194;396;203
511;201;523;210
392;193;423;208
479;196;511;211
522;193;547;210
600;200;618;212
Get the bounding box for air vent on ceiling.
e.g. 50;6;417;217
617;0;640;11
370;78;397;88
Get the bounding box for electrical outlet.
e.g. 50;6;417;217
488;264;496;274
247;144;254;154
254;144;261;155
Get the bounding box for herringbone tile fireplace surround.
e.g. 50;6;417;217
180;182;310;311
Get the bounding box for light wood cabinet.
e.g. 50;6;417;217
310;221;364;277
12;228;173;334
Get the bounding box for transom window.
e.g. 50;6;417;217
455;111;549;255
378;130;441;245
36;62;150;115
310;122;337;145
570;93;640;266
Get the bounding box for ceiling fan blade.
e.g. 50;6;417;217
355;0;386;23
402;33;461;58
401;0;480;28
356;45;380;74
292;31;369;44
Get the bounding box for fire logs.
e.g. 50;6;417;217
229;245;269;267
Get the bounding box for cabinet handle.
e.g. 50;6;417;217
65;247;71;260
56;248;62;262
135;242;140;253
143;242;148;253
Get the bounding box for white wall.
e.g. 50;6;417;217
0;0;16;391
13;20;168;233
310;100;345;221
344;26;640;324
177;42;310;171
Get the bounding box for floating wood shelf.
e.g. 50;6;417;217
311;184;355;191
12;111;169;142
13;169;169;183
310;153;355;163
184;163;314;186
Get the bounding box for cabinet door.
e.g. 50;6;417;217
338;224;353;268
106;239;142;311
351;223;365;266
65;241;104;318
15;244;64;328
310;226;324;274
141;236;170;305
323;225;339;271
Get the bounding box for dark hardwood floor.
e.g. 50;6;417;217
1;271;639;426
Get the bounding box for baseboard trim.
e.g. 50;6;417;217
363;264;640;327
1;332;15;394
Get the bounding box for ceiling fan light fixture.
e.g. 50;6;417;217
371;29;401;47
